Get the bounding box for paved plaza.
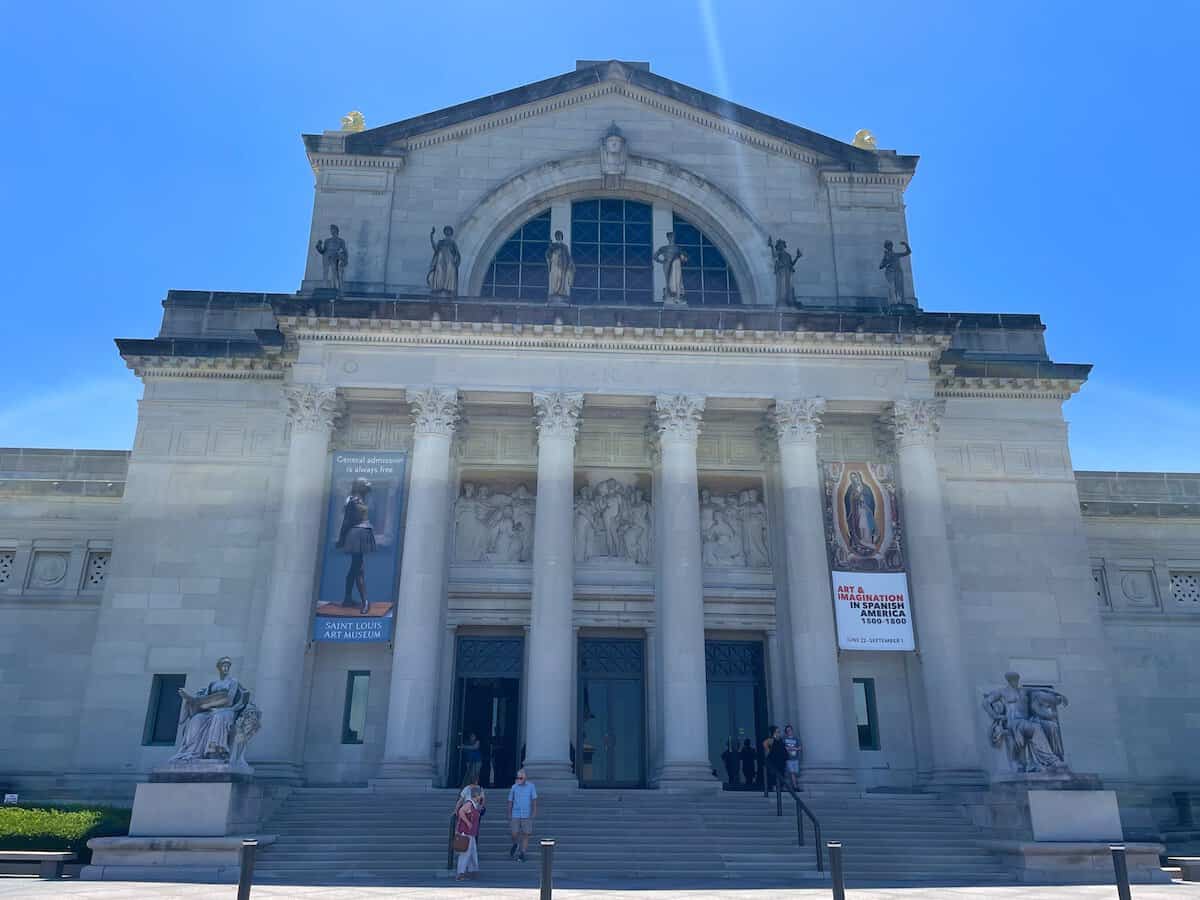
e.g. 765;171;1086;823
2;881;1200;900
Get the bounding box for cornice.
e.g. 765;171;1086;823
275;314;951;360
122;355;288;380
936;374;1086;401
307;152;407;175
398;80;833;168
820;170;913;190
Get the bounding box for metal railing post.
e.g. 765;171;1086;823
447;814;456;870
1111;845;1132;900
237;839;258;900
776;778;783;816
828;841;844;900
540;839;555;899
795;801;804;846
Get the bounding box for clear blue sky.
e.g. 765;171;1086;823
2;1;1196;471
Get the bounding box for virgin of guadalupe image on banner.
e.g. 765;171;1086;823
822;462;915;651
313;452;408;642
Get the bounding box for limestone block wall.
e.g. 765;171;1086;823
303;86;910;306
1082;503;1200;826
71;378;286;793
0;450;126;792
937;397;1130;780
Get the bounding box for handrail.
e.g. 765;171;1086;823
446;811;457;870
764;761;824;873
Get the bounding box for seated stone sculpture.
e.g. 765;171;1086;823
166;656;262;773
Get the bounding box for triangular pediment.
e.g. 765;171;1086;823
311;61;913;173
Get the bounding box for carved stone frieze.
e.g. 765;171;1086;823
533;391;583;441
574;478;652;566
699;486;770;568
408;387;460;436
770;397;827;445
453;481;535;563
654;394;705;443
891;398;945;447
283;384;340;434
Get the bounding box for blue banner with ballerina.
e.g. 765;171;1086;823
313;451;407;642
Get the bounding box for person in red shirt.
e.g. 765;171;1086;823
455;786;482;880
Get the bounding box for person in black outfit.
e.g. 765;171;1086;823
764;724;787;789
721;741;739;785
336;478;376;614
739;738;757;788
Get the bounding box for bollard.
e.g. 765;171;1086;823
1110;844;1131;900
539;839;555;900
828;841;845;900
237;839;258;900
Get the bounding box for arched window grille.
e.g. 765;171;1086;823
481;209;551;300
570;199;653;305
672;214;741;306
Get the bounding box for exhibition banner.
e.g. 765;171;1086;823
831;570;915;651
822;461;915;651
313;452;407;642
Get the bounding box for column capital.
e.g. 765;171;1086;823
283;383;340;434
407;387;460;437
654;394;705;443
532;391;583;441
891;398;945;447
770;397;827;445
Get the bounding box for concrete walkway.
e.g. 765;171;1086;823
2;879;1200;900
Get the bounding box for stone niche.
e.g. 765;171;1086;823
698;475;771;571
573;470;653;568
451;470;536;567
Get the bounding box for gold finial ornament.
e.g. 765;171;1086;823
341;110;366;133
852;129;878;151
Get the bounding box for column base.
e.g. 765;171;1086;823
519;760;578;794
919;767;989;791
657;761;721;792
371;759;435;790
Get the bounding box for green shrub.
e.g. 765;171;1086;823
0;805;131;864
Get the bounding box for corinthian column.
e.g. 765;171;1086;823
378;387;460;785
653;394;716;788
891;399;982;784
522;391;583;787
771;398;853;784
252;383;340;779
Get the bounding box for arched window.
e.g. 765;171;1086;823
481;209;551;300
672;214;741;306
570;199;653;305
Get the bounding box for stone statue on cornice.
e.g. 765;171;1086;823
315;224;348;294
546;229;575;305
880;239;912;308
654;232;688;306
428;226;461;298
769;235;803;307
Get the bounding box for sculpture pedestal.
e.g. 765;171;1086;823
980;777;1169;884
82;770;270;883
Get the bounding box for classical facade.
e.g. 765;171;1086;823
1;61;1197;838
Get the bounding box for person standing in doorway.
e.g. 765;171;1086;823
460;732;482;787
507;768;538;862
782;725;803;792
764;725;786;789
739;738;757;788
454;785;482;881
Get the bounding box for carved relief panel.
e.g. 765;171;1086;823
698;477;770;569
453;476;536;564
573;472;652;566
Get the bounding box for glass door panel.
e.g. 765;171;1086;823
609;679;643;784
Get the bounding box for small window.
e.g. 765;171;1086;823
342;671;370;744
83;551;111;591
852;677;880;751
143;674;186;746
0;550;15;585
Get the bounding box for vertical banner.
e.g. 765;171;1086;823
313;452;407;642
822;462;914;651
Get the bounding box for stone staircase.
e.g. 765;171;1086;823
253;785;1014;886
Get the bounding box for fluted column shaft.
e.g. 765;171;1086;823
892;399;981;781
523;392;583;785
772;398;853;781
654;394;715;787
252;384;340;776
379;388;460;783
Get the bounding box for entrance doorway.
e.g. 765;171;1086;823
450;636;523;788
705;640;768;790
577;637;645;788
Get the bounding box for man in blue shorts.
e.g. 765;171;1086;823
507;768;538;861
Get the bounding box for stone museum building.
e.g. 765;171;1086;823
1;60;1198;876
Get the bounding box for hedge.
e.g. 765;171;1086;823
0;805;131;864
